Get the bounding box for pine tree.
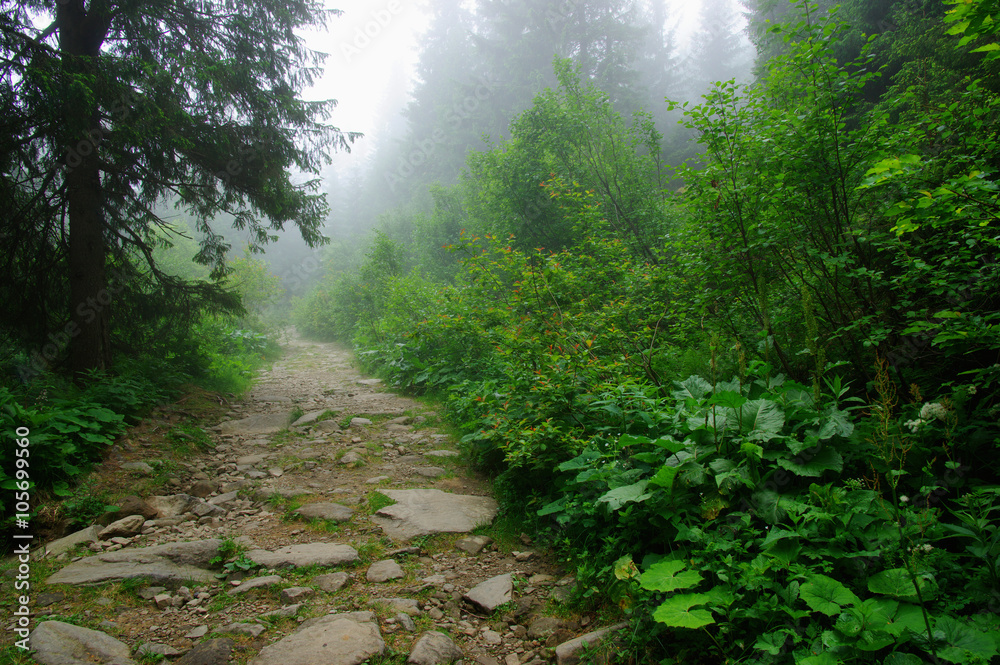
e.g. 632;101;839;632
1;0;358;377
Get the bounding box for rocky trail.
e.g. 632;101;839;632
11;334;625;665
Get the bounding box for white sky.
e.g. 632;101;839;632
301;0;710;174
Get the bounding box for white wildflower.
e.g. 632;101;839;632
904;419;925;433
919;402;948;421
966;384;977;396
923;544;933;553
900;495;910;504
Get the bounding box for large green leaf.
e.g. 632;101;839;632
935;615;999;663
640;560;703;592
651;593;715;629
777;445;843;477
649;464;679;489
672;375;713;402
740;399;785;440
867;568;923;600
596;480;652;510
800;574;859;616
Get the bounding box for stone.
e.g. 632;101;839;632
356;378;382;385
237;453;268;466
184;625;209;639
138;586;166;600
463;574;513;613
121;461;154;474
248;614;384;665
455;535;492;555
383;597;421;615
350;417;373;427
527;574;555;585
208;491;240;507
482;629;502;645
414;466;446;478
396;612;416;632
372;489;498;540
292;410;328;427
42;525;101;558
189;480;218;498
339;451;362;465
294;503;355;523
365;476;391;484
313;572;351;592
219;412;291;436
118;495;158;520
528;617;563;640
154;593;172;609
175;638;234;665
37;592;65;607
146;494;200;519
28;620;135;665
423;450;460;458
221;623;266;638
554;623;628;665
138;643;183;657
97;514;145;540
367;559;404;583
281;586;315;604
407;631;463;664
315;420;341;432
268;467;284;477
246;543;359;569
260;604;302;619
227;574;284;595
46;539;222;586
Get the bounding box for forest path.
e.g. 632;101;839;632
22;332;612;665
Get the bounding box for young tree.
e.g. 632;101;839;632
1;0;358;377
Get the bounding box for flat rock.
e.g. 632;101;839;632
339;451;362;465
176;637;234;665
221;623;266;638
350;417;373;427
228;574;284;595
295;503;355;523
46;539;221;586
248;614;384;665
407;631;463;664
247;543;359;569
98;514;145;539
455;535;492;555
43;525;101;558
121;461;154;475
29;620;136;665
554;623;628;665
382;597;421;615
423;450;460;458
315;420;341;432
189;480;218;498
138;643;183;657
372;489;498;540
414;466;446;478
219;412;291;436
237;453;268;466
367;559;404;583
146;494;201;519
313;572;351;592
292;410;327;427
282;586;315;604
528;616;564;639
463;574;512;613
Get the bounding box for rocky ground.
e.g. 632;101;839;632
5;333;625;665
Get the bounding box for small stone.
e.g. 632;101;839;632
184;625;209;639
339;451;362;465
528;617;563;640
121;461;154;475
154;593;172;609
408;630;463;664
227;574;284;595
464;574;513;613
482;629;502;645
423;450;460;458
396;612;417;632
514;550;535;562
221;622;266;638
350;417;373;427
294;502;355;523
268;467;284;477
313;572;350;592
36;592;65;607
553;623;627;665
260;604;302;619
366;476;391;484
367;559;404;583
455;535;492;555
139;642;184;657
189;480;218;498
175;637;234;665
281;586;315;604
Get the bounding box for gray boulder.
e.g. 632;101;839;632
407;631;463;664
463;574;513;613
45;539;221;586
29;620;135;665
248;614;384;665
246;543;359;569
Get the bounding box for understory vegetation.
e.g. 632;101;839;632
0;247;285;528
293;3;1000;663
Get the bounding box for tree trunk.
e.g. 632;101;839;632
60;0;113;378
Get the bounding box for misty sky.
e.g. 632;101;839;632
302;0;719;172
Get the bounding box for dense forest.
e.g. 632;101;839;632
3;0;1000;662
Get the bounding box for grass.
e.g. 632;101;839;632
366;492;396;514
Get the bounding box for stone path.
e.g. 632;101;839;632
16;333;625;665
